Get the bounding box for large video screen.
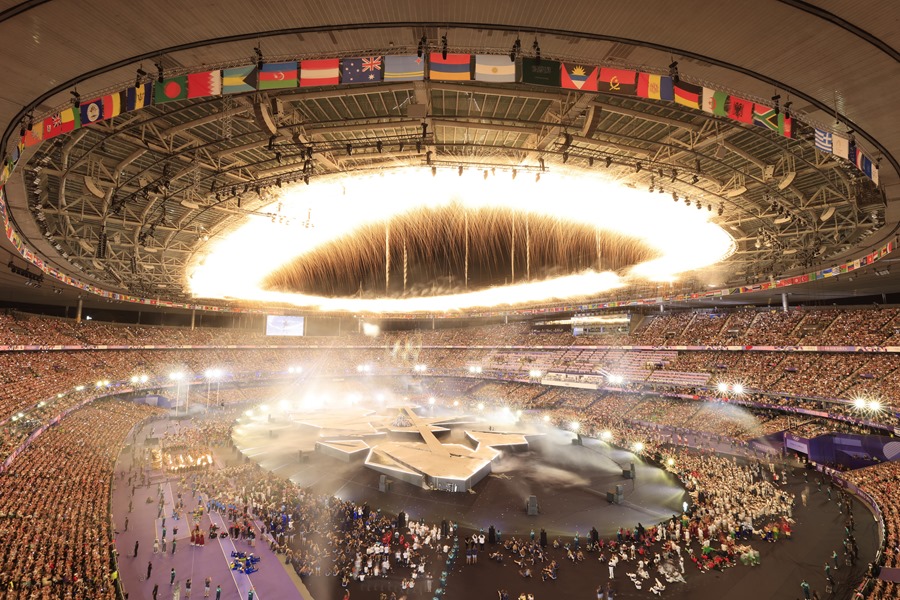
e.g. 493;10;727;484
265;315;305;336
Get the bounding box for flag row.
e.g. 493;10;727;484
814;129;879;186
16;54;878;186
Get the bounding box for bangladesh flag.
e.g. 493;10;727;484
155;76;188;104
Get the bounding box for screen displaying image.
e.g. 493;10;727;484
265;315;305;336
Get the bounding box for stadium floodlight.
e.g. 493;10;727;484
868;400;882;412
732;383;744;395
477;402;485;411
543;414;551;422
601;430;613;441
75;385;85;391
853;397;867;410
414;364;427;372
362;322;380;337
717;382;729;393
633;442;645;453
429;397;436;405
245;409;253;416
140;374;149;383
169;372;184;381
278;399;289;411
259;404;269;413
130;375;139;383
666;457;675;467
608;374;624;385
529;369;543;378
570;421;580;432
453;400;460;407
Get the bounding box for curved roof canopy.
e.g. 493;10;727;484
0;0;897;314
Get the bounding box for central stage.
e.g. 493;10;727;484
233;406;688;536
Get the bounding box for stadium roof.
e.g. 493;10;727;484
0;0;897;315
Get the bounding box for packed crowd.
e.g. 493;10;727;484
0;399;160;599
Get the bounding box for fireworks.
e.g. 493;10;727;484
188;167;734;312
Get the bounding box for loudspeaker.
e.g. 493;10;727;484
526;495;539;516
379;475;388;493
622;463;635;479
607;485;624;504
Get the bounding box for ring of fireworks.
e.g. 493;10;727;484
188;168;735;312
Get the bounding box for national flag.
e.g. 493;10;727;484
429;53;472;81
726;96;753;124
521;58;561;87
702;88;728;116
384;55;425;81
673;80;702;109
187;71;222;98
80;97;104;126
154;76;188;104
474;55;515;82
341;56;383;84
42;107;80;139
299;59;337;87
22;124;43;147
598;68;636;95
125;83;152;111
222;65;257;94
258;61;298;89
814;129;833;153
752;104;791;137
832;134;850;160
80;93;122;126
636;73;673;100
561;63;599;91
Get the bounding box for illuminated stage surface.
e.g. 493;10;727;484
233;406;688;536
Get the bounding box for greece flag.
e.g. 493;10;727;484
814;129;833;154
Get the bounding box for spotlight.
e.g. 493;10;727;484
135;67;147;87
732;383;744;394
562;151;569;164
510;37;521;61
717;205;723;216
441;34;448;60
254;46;264;70
671;169;678;183
458;165;464;176
376;140;383;153
635;162;642;173
533;38;541;63
853;397;867;410
691;174;699;184
868;400;882;412
535;173;540;183
511;168;517;180
771;94;781;115
668;60;679;83
70;90;81;108
483;170;488;180
417;35;426;58
432;166;437;177
588;157;594;167
155;62;164;83
346;143;352;156
416;140;422;153
539;157;545;171
717;382;729;393
696;202;702;210
605;156;612;168
707;204;712;211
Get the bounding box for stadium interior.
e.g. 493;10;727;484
0;2;898;600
